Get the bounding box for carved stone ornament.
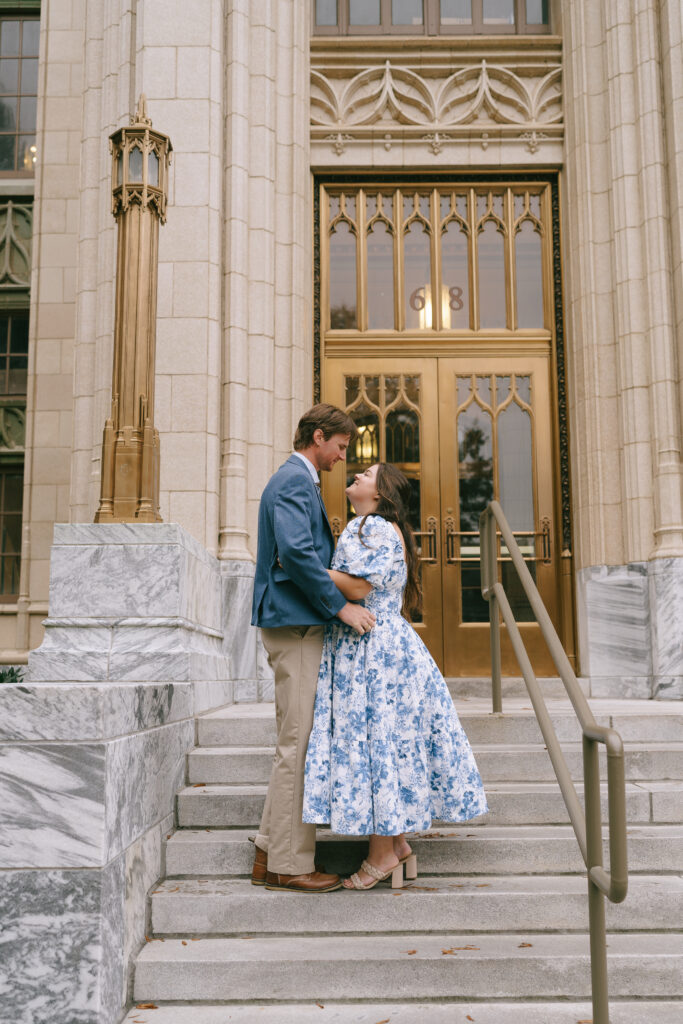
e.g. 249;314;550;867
0;202;32;290
311;44;562;161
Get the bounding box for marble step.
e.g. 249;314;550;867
150;874;683;935
133;932;683;1002
176;780;681;828
164;824;683;877
197;699;683;747
121;1001;683;1024
187;741;683;785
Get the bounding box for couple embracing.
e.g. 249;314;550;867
250;403;488;893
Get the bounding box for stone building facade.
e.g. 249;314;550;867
0;0;680;698
1;1;683;1019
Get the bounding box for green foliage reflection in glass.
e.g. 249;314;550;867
457;373;536;621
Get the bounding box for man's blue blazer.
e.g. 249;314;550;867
251;455;347;628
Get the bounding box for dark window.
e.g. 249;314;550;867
0;311;28;395
0;465;22;598
313;0;550;34
0;15;39;174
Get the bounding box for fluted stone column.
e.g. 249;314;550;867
218;0;311;700
564;0;683;698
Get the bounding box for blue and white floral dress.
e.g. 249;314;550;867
303;514;488;835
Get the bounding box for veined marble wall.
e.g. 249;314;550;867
0;523;253;1024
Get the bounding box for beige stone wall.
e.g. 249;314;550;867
563;0;683;572
6;0;313;657
219;0;311;561
8;0;683;662
70;0;224;554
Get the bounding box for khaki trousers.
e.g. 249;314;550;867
254;624;324;875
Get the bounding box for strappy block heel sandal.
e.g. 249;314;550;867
399;852;418;880
346;858;405;890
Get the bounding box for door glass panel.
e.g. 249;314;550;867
386;406;420;464
329;221;357;328
404;220;432;329
515;220;543;328
441;0;472;24
316;0;338;25
498;388;536;621
483;0;515;24
478;221;506;328
392;0;424;25
367;221;395;329
441;217;469;328
343;373;422;538
350;0;380;24
457;384;493;622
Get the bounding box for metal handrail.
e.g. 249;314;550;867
479;501;628;1024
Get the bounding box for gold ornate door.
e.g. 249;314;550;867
318;177;573;675
323;358;444;659
437;354;558;676
323;356;559;676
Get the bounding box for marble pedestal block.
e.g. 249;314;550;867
220;559;274;702
29;523;232;689
0;524;238;1024
576;558;683;699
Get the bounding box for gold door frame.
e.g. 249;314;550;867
314;173;576;674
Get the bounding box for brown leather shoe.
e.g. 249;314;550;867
251;844;327;885
251;845;268;886
264;870;342;893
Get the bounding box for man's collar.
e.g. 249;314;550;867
292;451;320;485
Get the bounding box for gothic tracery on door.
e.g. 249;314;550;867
318;179;574;676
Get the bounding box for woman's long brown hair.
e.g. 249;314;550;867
358;463;422;619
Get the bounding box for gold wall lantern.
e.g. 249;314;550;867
95;95;172;523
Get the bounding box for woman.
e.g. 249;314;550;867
303;462;488;891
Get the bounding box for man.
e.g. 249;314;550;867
250;404;376;892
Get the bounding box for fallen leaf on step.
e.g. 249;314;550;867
453;945;479;950
191;937;201;941
466;1017;475;1022
441;948;457;955
144;935;151;942
518;942;533;948
576;1020;593;1023
375;1019;391;1024
135;1006;158;1011
181;941;187;946
405;949;417;955
316;1003;324;1009
475;883;490;887
193;783;206;787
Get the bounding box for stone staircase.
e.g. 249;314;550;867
126;696;683;1023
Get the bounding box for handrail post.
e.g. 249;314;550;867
584;733;610;1023
483;509;502;713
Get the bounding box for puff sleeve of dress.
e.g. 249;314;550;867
331;515;399;588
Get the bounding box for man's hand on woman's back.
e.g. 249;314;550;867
337;602;376;635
